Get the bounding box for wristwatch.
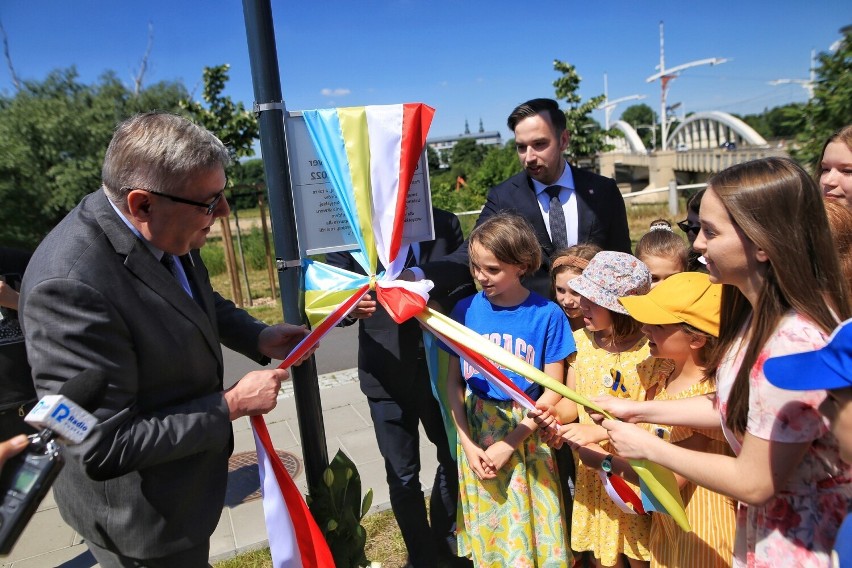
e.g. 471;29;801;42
601;454;614;477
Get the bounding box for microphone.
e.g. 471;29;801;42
24;369;105;444
0;369;106;555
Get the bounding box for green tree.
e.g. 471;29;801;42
0;68;187;248
180;64;259;204
789;30;852;170
426;145;441;171
449;138;487;176
552;59;613;163
620;103;658;149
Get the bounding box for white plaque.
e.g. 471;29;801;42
284;110;434;257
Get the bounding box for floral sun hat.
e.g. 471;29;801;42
567;251;651;314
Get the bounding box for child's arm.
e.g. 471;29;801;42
576;443;639;485
560;422;609;449
550;362;579;424
447;355;497;480
484;359;564;471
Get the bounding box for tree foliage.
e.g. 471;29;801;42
552;59;613;163
739;103;804;140
180;64;258;163
620;104;658;149
789;30;852;170
181;64;260;212
0;68;187;248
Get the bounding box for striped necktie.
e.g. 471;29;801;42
546;185;568;250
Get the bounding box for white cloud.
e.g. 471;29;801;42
320;88;351;97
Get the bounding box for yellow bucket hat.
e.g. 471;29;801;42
617;272;722;336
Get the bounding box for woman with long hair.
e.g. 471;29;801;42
595;157;852;567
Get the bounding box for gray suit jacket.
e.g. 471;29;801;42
20;189;268;559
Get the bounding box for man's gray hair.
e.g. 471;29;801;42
102;112;231;207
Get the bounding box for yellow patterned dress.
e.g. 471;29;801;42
457;393;570;567
570;329;664;565
649;379;736;568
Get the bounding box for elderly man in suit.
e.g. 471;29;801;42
408;97;631;298
20;112;310;567
326;208;474;568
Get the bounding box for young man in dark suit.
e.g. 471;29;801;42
326;208;474;568
407;98;631;298
20;113;311;567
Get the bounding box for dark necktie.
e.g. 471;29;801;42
546;185;568;250
161;253;180;280
161;254;194;299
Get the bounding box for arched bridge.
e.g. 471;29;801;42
600;111;788;193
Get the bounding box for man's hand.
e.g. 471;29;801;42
257;324;313;364
224;369;289;420
0;278;20;310
0;435;28;470
348;293;377;320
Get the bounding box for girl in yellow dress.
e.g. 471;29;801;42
619;272;736;567
540;251;661;567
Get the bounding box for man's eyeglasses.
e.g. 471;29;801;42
677;220;700;235
126;187;225;215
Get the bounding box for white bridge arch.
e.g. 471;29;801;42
668;111;768;150
607;111;768;154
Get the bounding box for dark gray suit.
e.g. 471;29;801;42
326;208;474;567
422;165;631;298
20;189;269;561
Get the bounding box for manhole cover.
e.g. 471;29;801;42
226;450;303;505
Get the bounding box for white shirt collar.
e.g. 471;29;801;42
532;160;575;195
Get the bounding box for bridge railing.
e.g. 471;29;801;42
622;181;707;216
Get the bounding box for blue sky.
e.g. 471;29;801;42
0;1;847;144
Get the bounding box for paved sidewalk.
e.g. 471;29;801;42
1;369;440;567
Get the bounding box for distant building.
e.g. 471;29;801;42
426;118;503;168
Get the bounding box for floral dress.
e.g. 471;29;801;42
649;376;736;568
570;329;666;565
716;312;852;567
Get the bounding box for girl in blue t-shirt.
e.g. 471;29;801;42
447;212;575;567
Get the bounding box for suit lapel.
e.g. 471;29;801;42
92;190;222;362
572;166;595;244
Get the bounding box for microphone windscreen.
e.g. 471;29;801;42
58;369;107;413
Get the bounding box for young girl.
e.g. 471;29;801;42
634;219;688;288
618;272;736;568
598;157;852;567
819;123;852;210
552;244;602;331
547;251;665;568
448;212;574;566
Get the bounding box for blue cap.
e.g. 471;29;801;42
764;318;852;392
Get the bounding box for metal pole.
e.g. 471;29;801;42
668;180;678;217
242;0;329;490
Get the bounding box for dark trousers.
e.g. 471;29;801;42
367;376;460;567
86;540;210;568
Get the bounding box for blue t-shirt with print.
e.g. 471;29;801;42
449;290;575;401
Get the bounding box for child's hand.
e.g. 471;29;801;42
461;440;497;480
600;418;660;460
591;396;641;423
561;423;608;450
528;407;565;448
484;440;514;472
